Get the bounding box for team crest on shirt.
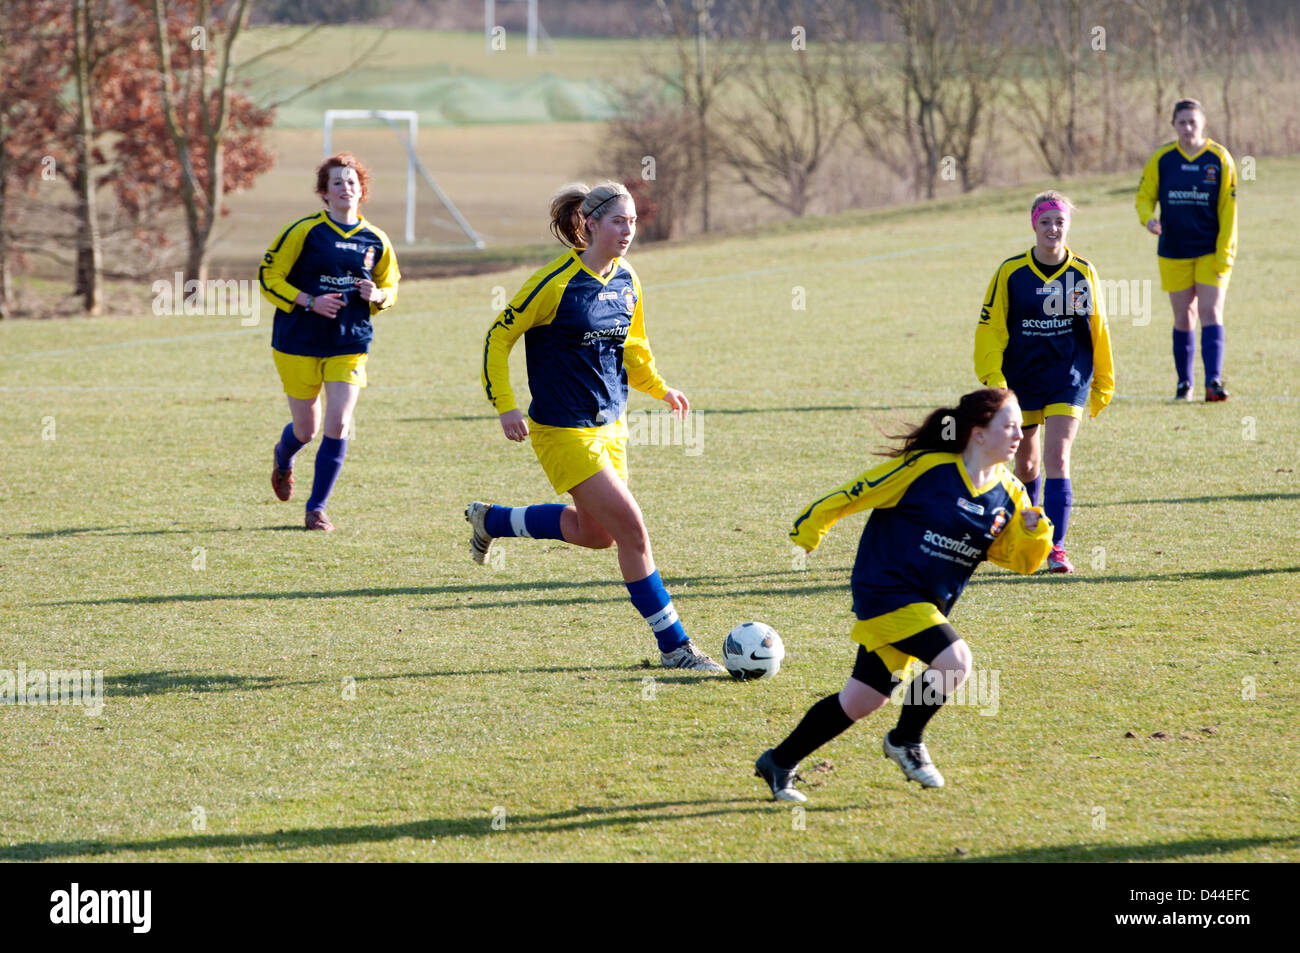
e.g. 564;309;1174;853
624;288;636;312
985;507;1009;539
1069;282;1090;313
362;246;376;270
1204;165;1218;184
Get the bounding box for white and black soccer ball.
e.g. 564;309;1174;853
722;621;784;680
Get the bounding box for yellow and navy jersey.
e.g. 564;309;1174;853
481;249;668;428
1136;139;1237;265
974;249;1115;417
790;451;1052;621
259;211;400;357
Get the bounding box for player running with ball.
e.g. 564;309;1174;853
754;388;1052;800
467;181;722;671
974;191;1114;573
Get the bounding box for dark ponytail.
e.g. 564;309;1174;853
879;387;1013;458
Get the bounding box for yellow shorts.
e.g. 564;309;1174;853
1020;403;1085;427
273;350;367;400
1158;254;1230;293
530;417;628;495
851;602;949;676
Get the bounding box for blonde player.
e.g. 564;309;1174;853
975;190;1114;573
467;181;721;671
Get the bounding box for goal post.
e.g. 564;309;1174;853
322;109;486;249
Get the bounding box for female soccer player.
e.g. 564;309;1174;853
754;388;1052;801
974;190;1114;573
1136;98;1238;401
468;181;722;671
258;153;399;531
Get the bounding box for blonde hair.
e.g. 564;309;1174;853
1030;189;1076;216
549;181;632;249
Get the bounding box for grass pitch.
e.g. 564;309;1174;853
1;163;1298;862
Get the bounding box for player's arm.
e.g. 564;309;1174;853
367;235;400;315
258;220;310;313
1216;149;1238;273
987;476;1054;574
1084;262;1115;418
624;273;670;400
974;264;1010;388
482;274;556;416
1136;151;1161;229
789;455;930;552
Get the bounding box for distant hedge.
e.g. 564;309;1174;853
263;0;393;24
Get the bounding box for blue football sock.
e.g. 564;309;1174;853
483;504;566;540
1172;328;1195;385
1202;325;1225;382
275;423;306;470
1024;474;1043;508
1044;477;1073;546
305;436;347;513
625;570;689;652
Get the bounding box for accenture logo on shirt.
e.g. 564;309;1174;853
581;326;629;344
1022;316;1075;331
922;530;981;559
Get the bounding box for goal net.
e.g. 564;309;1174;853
322;109;485;249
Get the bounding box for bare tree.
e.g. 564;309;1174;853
597;87;698;241
1007;0;1092;176
1124;0;1196;144
150;0;254;285
1201;0;1250;146
878;0;1008;197
646;0;742;232
72;0;104;314
713;0;854;216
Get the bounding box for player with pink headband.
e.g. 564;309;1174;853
974;190;1114;573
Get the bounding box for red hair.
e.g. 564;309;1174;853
315;153;371;204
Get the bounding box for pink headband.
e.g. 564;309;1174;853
1032;201;1069;226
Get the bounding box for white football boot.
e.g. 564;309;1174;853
882;732;945;788
660;639;724;672
465;502;495;566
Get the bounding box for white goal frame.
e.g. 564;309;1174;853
322;109;485;249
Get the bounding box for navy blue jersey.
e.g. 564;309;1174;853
259;211;400;357
1136;140;1238;262
791;452;1050;620
482;250;667;427
975;251;1115;416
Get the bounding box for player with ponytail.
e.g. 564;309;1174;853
754;388;1053;800
467;181;722;671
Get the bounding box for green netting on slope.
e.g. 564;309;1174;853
272;72;620;127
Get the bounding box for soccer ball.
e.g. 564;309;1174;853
722;622;784;680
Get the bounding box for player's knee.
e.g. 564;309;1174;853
839;686;884;721
948;642;974;681
608;511;650;552
579;528;615;550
